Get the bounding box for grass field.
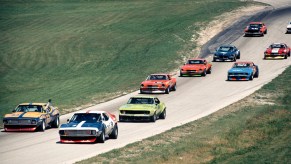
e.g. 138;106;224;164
0;0;255;119
76;65;291;163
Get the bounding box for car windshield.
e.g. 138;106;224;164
128;98;154;104
187;60;204;64
70;113;101;123
15;105;43;112
270;44;284;48
147;75;167;80
218;46;232;52
249;24;261;28
233;63;251;68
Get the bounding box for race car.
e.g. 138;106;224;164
3;99;60;132
140;74;176;94
244;22;267;36
213;45;240;62
227;61;259;81
59;111;118;143
180;58;212;76
119;96;166;122
264;43;291;59
286;21;291;33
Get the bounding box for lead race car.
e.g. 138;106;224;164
227;61;259;81
59;111;118;143
140;74;176;94
180;58;212;76
264;43;290;59
213;45;240;62
286;21;291;34
119;96;166;122
3;99;60;132
244;22;267;36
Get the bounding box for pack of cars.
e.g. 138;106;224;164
2;20;290;146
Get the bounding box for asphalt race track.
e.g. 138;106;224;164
1;0;291;163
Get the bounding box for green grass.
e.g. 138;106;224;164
0;0;256;120
76;66;291;163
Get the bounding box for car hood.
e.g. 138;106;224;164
228;67;252;73
181;64;205;70
4;112;43;118
60;121;103;129
119;104;156;111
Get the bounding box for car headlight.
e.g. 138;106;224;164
91;130;97;135
3;120;8;124
120;110;125;114
59;130;65;135
31;120;37;124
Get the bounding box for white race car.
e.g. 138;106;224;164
59;110;118;143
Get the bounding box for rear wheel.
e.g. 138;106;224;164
109;124;118;139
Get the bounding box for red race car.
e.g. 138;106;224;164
140;74;176;94
264;43;291;59
180;58;212;77
244;22;267;36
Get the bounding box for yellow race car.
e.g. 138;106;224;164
3;99;60;132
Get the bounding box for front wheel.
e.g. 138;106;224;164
150;113;157;122
39;120;46;132
51;116;59;128
97;130;105;143
249;73;253;81
109;124;118;139
159;109;166;119
165;87;170;94
207;67;212;74
201;70;206;77
284;55;287;59
172;84;177;91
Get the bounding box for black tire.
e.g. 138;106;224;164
213;58;216;62
165;87;170;94
180;72;183;77
172;84;177;91
201;70;206;77
140;89;144;94
51;116;59;128
254;65;259;78
109;124;118;139
159;109;166;119
207;67;211;74
249;73;253;81
284;55;287;59
97;130;105;143
288;51;290;57
150;113;157;122
237;52;241;59
264;30;267;34
39;120;46;132
233;57;236;62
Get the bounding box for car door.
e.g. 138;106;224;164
102;113;114;135
154;98;162;115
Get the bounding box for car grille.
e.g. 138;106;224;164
147;85;158;88
229;73;248;76
63;130;94;136
121;110;150;115
187;70;197;73
8;119;31;125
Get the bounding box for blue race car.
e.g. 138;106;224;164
213;45;240;62
59;111;118;143
227;61;259;81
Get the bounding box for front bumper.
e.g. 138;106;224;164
228;75;250;81
264;53;286;59
4;125;38;132
180;70;203;76
213;56;235;61
119;115;152;122
245;31;263;35
59;129;101;143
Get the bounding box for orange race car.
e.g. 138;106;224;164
180;58;212;77
244;22;267;37
140;74;176;94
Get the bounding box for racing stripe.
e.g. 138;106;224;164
18;112;27;118
76;121;86;128
271;48;280;53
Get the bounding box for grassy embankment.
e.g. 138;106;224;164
77;65;291;163
0;0;257;120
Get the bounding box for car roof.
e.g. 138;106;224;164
130;95;157;99
18;103;47;106
150;73;169;76
250;22;263;24
234;61;253;64
74;110;105;114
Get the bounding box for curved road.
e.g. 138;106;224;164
1;0;291;163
